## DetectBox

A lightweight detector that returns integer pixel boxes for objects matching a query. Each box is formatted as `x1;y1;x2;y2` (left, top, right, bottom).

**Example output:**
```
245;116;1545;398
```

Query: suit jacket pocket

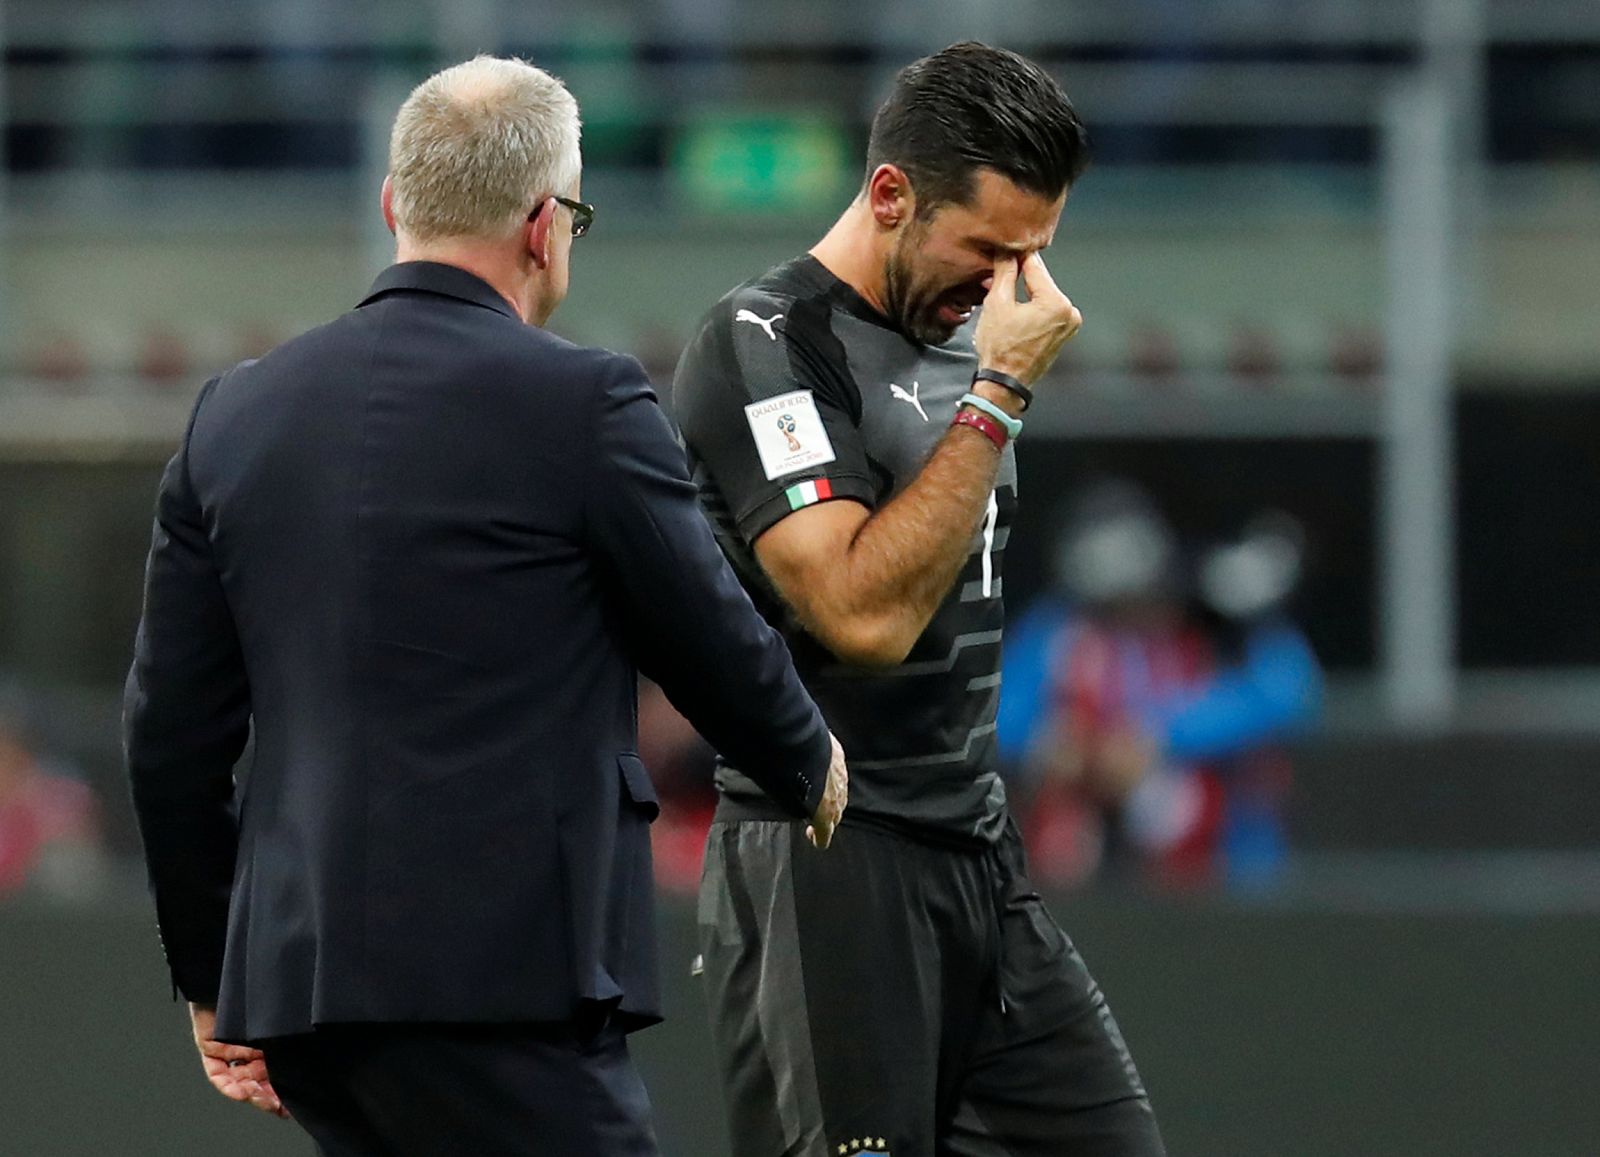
617;753;660;822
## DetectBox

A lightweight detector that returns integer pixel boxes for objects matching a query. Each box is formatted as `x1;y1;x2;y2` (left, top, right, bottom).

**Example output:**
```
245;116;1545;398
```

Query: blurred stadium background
1;0;1597;1153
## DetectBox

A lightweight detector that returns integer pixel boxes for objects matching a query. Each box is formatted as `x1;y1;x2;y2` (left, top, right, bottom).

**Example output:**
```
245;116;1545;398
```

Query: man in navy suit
124;55;847;1157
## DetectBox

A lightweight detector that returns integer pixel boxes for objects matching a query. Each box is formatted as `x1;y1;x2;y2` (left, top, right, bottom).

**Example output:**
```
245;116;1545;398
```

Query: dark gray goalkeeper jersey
672;255;1018;847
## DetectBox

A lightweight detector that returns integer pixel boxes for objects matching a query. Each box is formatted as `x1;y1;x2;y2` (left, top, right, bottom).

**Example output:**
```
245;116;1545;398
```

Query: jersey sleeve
674;288;876;545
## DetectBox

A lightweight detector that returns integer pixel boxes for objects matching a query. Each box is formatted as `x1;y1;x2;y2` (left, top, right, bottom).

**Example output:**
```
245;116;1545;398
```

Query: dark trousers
699;819;1165;1157
261;1022;659;1157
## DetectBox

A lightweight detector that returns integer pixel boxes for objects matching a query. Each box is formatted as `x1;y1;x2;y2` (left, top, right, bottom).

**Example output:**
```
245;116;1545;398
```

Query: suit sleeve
586;355;830;818
675;289;877;546
123;378;252;1003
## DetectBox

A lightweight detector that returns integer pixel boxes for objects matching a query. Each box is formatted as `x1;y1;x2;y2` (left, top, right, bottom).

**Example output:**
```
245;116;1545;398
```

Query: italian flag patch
784;478;834;510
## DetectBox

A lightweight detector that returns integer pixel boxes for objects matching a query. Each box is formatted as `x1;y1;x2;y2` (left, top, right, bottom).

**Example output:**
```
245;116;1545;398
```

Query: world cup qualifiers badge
743;389;837;481
777;413;801;452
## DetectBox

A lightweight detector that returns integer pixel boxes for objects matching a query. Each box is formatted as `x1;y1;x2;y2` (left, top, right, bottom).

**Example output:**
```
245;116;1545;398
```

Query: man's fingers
203;1051;286;1109
206;1056;269;1079
195;1017;288;1118
1017;251;1061;301
809;737;845;851
244;1087;286;1116
209;1073;260;1105
200;1039;263;1062
249;1090;287;1116
986;256;1020;305
208;1074;252;1102
806;821;834;850
209;1071;286;1116
197;1033;263;1061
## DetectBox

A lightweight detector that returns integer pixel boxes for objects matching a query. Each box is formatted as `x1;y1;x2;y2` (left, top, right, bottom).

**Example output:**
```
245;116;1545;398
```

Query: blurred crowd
997;483;1322;891
0;476;1323;904
0;681;107;904
638;482;1323;895
8;2;1596;172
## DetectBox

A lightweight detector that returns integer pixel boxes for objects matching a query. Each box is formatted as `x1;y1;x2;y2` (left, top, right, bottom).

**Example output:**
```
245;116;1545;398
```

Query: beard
883;235;955;346
882;226;983;347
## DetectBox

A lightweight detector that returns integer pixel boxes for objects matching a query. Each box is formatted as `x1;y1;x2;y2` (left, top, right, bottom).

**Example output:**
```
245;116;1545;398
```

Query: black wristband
972;367;1033;412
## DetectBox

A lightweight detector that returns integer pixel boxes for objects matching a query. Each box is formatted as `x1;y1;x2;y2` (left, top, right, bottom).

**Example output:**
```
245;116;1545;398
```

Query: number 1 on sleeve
980;491;998;598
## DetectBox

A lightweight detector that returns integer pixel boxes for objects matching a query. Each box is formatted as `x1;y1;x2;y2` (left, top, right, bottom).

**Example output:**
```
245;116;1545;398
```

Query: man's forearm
831;421;1001;656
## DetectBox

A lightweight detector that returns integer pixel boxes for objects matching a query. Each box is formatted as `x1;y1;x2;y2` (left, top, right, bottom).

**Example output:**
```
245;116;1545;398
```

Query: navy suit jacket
124;262;830;1042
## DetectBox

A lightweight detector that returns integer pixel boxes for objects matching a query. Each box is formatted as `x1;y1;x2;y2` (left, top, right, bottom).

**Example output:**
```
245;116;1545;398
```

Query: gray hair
388;56;582;244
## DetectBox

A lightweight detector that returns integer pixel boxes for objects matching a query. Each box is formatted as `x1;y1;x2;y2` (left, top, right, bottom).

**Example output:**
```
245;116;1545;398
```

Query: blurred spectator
998;485;1321;890
636;679;718;893
24;331;93;386
136;328;193;386
0;682;106;903
1174;511;1323;885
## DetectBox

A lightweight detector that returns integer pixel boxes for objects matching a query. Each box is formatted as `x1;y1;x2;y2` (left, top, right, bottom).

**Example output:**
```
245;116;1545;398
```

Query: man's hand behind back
190;1003;290;1119
806;733;849;848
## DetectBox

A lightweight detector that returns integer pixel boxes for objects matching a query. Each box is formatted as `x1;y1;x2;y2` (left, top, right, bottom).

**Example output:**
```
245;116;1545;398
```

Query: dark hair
865;42;1090;214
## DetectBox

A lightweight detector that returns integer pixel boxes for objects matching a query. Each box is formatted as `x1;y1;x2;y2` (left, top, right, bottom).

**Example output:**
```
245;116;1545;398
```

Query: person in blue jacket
1000;490;1321;888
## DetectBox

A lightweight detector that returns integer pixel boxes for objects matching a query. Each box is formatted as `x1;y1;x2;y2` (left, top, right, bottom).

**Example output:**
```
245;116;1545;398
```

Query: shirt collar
357;261;522;321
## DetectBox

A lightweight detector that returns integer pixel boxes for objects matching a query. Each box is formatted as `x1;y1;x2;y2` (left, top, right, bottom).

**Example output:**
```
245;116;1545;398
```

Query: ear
525;197;556;269
865;163;914;230
380;176;397;236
